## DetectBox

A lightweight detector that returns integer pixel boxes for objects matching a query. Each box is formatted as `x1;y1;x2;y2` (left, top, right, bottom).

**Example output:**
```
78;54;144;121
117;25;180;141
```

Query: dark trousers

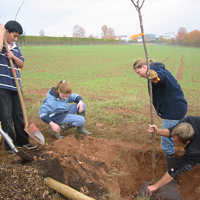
0;88;29;150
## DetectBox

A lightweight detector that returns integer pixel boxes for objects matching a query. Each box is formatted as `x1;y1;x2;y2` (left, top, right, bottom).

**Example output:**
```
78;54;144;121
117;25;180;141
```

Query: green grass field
21;44;200;140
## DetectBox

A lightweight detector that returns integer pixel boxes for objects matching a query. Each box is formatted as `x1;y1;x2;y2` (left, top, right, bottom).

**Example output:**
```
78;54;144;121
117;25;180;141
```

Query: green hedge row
19;36;120;45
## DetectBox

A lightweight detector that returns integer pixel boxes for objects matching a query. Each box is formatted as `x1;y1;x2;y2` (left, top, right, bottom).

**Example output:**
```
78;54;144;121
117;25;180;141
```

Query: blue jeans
59;103;86;127
161;119;180;155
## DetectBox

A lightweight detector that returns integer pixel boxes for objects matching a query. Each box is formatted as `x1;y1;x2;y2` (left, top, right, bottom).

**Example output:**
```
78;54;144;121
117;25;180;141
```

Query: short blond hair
54;80;72;96
133;58;155;70
172;122;194;144
133;59;146;69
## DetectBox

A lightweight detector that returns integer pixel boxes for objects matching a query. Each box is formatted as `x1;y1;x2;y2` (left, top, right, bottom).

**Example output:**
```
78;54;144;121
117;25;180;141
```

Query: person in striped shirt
0;20;36;153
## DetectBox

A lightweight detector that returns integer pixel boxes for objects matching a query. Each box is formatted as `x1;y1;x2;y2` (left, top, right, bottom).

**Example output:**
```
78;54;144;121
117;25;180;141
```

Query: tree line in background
19;24;117;45
171;27;200;47
71;24;115;39
38;24;116;39
19;35;119;46
22;25;200;47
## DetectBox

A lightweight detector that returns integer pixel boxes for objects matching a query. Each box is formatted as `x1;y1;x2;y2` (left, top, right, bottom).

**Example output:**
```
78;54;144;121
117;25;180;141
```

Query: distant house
116;35;130;42
136;33;176;42
157;32;176;40
137;34;157;42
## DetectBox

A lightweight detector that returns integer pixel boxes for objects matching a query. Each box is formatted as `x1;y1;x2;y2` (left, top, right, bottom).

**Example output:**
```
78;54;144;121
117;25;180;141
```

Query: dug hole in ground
0;134;200;200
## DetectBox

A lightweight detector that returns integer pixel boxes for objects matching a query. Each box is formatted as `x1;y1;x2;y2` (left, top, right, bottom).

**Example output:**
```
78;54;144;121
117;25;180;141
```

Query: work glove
147;70;160;83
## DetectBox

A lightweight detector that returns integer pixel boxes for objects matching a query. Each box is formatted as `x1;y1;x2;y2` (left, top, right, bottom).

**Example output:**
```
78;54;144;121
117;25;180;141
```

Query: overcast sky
1;0;199;37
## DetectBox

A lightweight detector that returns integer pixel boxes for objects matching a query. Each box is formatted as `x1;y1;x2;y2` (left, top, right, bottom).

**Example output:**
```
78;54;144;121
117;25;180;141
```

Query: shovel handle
4;40;28;129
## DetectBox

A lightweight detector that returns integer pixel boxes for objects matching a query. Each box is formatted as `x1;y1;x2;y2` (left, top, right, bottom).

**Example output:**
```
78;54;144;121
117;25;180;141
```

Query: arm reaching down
147;172;173;196
148;124;170;137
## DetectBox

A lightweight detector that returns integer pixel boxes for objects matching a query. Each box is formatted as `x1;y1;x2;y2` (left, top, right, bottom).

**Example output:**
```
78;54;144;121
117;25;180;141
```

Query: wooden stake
44;177;96;200
130;0;156;181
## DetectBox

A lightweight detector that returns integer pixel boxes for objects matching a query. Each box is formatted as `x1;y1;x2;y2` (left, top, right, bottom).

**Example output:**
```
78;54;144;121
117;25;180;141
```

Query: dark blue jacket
149;62;187;120
168;116;200;178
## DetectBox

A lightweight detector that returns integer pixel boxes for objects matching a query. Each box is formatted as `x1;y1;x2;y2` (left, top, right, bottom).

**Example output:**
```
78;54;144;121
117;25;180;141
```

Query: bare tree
130;0;156;181
73;25;86;38
101;25;108;38
107;27;115;39
101;25;115;39
15;0;24;20
176;27;187;45
39;29;45;36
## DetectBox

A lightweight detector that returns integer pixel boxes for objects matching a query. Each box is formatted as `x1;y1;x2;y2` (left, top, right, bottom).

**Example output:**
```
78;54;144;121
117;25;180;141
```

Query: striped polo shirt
0;42;24;91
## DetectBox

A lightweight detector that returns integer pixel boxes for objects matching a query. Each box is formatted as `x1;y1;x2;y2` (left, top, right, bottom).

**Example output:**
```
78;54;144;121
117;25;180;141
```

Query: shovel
0;124;33;162
4;40;45;145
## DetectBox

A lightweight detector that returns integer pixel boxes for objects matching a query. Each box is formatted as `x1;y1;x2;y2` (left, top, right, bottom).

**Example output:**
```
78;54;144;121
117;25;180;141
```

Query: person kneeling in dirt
146;116;200;196
133;59;187;171
0;21;37;153
39;80;92;139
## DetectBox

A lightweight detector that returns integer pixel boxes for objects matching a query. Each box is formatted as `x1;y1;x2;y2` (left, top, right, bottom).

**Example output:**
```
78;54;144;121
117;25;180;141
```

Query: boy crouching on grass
39;80;92;139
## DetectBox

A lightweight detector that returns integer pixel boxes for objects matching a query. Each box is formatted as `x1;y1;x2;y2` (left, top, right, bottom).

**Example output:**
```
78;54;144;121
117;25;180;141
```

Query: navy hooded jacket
149;62;187;120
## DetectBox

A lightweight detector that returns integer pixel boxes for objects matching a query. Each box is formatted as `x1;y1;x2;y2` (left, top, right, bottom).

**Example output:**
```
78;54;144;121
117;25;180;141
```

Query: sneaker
23;143;37;150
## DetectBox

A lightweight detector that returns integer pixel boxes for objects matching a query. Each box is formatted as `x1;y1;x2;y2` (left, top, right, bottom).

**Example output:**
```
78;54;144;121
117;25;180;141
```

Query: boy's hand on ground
49;121;61;133
77;100;84;113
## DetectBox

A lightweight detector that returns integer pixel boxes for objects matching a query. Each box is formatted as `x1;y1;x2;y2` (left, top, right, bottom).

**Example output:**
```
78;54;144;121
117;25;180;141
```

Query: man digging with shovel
147;116;200;197
0;21;37;154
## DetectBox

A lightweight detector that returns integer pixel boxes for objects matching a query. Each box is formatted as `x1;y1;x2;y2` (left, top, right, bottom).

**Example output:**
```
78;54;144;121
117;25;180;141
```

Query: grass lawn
21;44;200;141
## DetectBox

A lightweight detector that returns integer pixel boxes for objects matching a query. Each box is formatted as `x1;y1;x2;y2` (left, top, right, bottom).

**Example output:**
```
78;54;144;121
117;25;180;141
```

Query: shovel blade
33;130;45;145
26;123;45;145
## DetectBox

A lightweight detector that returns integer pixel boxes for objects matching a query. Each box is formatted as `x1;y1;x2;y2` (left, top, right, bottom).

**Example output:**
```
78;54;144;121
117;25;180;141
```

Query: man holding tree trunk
133;59;188;171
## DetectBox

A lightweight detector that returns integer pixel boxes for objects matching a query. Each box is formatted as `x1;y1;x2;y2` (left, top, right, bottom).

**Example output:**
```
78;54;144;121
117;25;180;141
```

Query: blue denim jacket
39;88;82;124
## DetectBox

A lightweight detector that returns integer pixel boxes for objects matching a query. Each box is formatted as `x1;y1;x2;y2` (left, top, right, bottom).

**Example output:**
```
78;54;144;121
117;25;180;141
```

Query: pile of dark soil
0;154;65;200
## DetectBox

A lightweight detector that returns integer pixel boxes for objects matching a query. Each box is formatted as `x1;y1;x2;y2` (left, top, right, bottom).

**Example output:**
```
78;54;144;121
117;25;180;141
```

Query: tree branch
130;0;138;9
130;0;156;182
15;0;24;21
140;0;146;9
